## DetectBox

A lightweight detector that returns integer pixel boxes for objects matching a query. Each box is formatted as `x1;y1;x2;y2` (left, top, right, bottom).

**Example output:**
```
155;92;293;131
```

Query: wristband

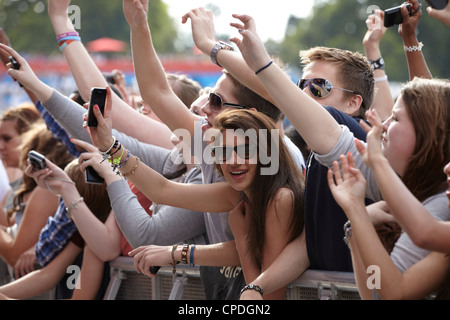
240;284;263;297
255;60;274;75
343;220;352;248
368;57;385;71
57;32;79;41
181;244;189;264
404;42;424;53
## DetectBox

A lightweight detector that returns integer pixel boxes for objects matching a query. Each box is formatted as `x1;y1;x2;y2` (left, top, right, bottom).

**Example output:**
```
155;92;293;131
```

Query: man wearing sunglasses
182;8;376;285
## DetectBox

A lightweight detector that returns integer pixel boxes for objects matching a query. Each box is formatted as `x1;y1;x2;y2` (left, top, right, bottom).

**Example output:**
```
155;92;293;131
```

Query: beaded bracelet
343;220;352;248
240;284;263;297
100;137;118;156
122;156;140;178
171;244;179;275
181;244;189;264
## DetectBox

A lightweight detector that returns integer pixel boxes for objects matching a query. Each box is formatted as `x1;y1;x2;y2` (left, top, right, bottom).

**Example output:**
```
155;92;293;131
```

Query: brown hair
0;103;42;135
167;73;202;108
222;70;283;123
300;46;375;117
8;123;74;223
400;78;450;202
64;159;111;223
213;109;305;266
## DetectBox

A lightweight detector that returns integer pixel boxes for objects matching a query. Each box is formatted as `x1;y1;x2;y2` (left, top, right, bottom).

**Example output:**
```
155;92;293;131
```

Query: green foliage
277;0;450;81
0;0;177;54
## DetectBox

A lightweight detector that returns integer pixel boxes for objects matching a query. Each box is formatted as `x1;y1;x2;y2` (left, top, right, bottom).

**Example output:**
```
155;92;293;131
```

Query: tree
276;0;449;81
0;0;178;54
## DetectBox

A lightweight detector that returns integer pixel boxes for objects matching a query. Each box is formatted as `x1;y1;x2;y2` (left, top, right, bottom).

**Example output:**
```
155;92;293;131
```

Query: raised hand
83;86;115;152
356;109;386;170
363;10;387;52
327;153;367;215
123;0;149;29
228;14;271;73
181;8;216;54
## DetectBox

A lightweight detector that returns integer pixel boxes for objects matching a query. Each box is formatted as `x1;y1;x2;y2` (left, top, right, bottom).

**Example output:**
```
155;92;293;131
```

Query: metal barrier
286;269;360;300
104;256;361;300
103;256;205;300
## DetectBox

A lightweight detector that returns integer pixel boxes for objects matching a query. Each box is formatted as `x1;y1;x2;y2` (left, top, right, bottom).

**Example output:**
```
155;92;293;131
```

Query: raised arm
47;0;173;149
398;0;432;80
229;14;342;155
363;10;394;121
426;0;450;27
355;110;450;253
123;0;200;135
328;153;449;299
181;8;274;104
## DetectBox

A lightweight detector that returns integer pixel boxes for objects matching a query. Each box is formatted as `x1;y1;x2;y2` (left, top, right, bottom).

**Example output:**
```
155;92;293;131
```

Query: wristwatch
368;56;385;71
210;41;234;67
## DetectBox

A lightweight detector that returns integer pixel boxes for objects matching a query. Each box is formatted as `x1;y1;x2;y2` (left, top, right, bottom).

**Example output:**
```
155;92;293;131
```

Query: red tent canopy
87;37;127;53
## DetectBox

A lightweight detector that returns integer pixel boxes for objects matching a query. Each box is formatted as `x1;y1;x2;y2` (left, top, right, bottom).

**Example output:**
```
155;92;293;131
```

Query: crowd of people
0;0;449;301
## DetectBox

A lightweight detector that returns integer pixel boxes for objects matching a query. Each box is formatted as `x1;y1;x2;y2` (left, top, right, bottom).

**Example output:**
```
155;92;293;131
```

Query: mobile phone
150;266;161;275
85;166;105;185
8;56;23;87
8;56;19;70
384;2;412;27
28;150;47;171
86;87;107;127
425;0;448;9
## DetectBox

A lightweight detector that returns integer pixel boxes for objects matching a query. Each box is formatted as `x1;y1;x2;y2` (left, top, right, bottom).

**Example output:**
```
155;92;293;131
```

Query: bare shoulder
267;187;295;220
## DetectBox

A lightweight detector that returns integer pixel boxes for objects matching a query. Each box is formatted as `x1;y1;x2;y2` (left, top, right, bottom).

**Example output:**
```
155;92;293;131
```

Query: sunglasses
297;78;359;99
208;92;249;112
211;144;257;163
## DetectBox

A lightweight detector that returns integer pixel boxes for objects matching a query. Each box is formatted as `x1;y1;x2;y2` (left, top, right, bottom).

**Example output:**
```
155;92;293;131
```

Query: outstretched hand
0;44;41;92
356;109;386;170
181;8;216;54
427;0;450;27
327;153;367;215
228;14;271;73
83;86;115;152
123;0;149;29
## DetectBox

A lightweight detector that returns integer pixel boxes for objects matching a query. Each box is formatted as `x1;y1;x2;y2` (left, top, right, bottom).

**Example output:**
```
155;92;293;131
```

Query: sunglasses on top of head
211;144;257;163
208;92;249;112
297;78;359;99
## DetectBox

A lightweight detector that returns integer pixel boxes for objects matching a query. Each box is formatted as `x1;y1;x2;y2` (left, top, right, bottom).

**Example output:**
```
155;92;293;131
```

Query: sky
162;1;315;42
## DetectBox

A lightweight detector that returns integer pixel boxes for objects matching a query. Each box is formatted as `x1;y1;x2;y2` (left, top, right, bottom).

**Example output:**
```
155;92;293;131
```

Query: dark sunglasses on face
211;144;257;163
208;92;249;112
297;78;359;99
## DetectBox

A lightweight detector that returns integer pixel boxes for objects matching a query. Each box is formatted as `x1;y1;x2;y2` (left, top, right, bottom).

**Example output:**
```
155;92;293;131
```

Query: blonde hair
300;46;375;117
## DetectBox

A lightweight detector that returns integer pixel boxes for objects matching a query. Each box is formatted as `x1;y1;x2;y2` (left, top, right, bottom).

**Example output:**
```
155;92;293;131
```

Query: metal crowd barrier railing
103;256;361;300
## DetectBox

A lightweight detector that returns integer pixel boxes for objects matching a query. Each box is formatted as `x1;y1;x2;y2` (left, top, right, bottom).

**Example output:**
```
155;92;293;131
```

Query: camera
384;2;412;27
87;87;107;127
28;150;47;171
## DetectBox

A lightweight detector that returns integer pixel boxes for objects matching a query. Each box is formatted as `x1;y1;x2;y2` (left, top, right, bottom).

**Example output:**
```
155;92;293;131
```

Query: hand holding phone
8;56;23;87
425;0;448;9
87;87;107;127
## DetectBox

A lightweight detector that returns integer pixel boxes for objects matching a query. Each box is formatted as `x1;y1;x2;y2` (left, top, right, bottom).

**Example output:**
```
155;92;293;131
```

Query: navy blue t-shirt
304;106;371;272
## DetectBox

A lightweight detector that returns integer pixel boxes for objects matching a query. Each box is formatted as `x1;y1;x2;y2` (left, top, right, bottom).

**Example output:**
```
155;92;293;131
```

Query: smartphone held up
86;87;107;127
